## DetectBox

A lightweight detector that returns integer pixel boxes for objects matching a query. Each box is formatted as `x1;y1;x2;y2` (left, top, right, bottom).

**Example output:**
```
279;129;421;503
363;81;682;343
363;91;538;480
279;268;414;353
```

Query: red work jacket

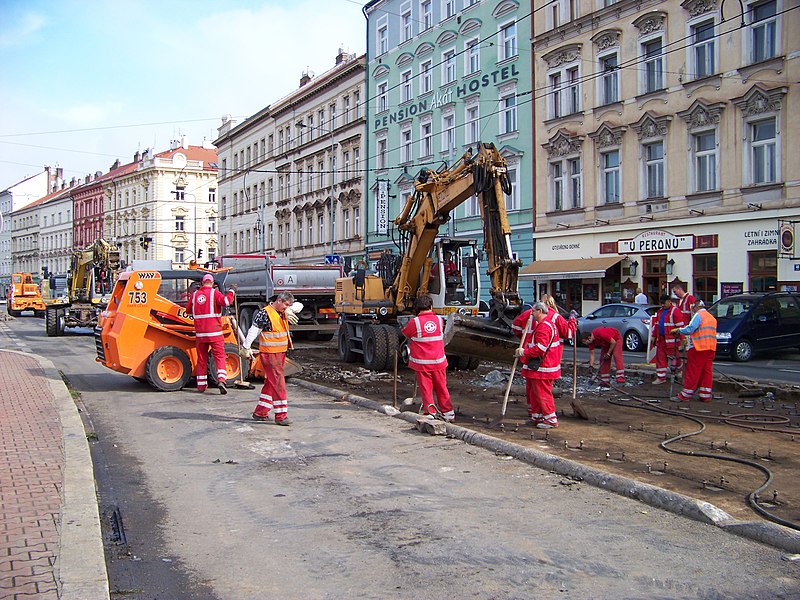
587;327;621;353
521;319;561;380
652;305;685;347
186;285;235;341
401;311;448;372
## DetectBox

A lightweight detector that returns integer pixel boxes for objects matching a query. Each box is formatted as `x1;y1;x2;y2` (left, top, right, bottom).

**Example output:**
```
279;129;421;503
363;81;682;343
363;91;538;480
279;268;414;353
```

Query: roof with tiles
153;145;218;170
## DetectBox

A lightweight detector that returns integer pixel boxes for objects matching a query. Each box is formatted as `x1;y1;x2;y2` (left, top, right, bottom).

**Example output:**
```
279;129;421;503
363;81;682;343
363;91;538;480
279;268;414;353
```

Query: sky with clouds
0;0;367;190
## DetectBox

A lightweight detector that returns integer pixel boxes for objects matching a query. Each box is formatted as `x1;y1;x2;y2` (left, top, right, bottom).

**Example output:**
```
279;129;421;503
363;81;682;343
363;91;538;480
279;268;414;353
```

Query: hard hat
202;274;214;283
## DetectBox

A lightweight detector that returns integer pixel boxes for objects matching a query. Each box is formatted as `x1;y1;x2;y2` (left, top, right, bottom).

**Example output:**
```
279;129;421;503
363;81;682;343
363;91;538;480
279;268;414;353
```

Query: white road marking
778;368;800;374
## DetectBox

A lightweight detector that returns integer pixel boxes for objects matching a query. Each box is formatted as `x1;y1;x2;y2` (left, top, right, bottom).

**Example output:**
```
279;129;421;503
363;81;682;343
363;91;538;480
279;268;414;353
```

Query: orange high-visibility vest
690;309;717;352
258;305;290;353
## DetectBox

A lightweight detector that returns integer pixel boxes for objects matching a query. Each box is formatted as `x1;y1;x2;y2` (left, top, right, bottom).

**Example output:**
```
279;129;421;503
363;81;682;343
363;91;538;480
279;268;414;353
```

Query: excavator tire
381;325;401;369
145;346;192;392
363;324;389;371
45;307;60;337
207;343;243;387
337;323;357;363
238;307;253;334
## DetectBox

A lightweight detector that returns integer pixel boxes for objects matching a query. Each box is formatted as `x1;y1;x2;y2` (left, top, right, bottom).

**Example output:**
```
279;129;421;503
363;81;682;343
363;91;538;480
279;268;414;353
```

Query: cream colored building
527;0;799;314
214;51;366;267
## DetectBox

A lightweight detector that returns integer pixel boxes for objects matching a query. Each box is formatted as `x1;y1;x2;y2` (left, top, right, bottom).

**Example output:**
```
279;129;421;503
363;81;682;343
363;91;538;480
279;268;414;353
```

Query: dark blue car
709;292;800;361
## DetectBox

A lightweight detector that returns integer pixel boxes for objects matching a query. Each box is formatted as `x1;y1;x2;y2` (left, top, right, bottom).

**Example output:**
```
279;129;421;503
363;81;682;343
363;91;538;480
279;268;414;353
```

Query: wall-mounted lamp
639;215;654;222
629;260;639;277
747;203;763;211
595;218;610;226
689;208;704;216
666;258;675;276
556;222;570;229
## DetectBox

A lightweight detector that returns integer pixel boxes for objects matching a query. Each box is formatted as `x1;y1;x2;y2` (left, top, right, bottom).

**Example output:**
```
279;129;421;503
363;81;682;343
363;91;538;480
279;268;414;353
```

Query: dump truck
9;273;46;317
94;266;243;391
336;142;524;371
218;254;341;339
46;238;121;336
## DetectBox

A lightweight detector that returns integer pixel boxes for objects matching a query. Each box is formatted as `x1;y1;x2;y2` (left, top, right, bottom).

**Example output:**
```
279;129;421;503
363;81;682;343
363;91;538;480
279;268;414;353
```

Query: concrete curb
20;351;110;600
292;378;800;554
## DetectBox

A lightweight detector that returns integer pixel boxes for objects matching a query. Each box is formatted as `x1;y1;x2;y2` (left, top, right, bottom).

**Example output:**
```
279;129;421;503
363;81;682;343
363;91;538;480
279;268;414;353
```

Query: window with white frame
343;151;350;180
465;194;480;217
499;21;517;61
354;207;360;236
175;247;184;263
208;188;216;203
278;224;284;249
643;140;665;198
442;49;456;83
747;0;777;63
466;38;480;74
690;19;715;78
601;149;621;204
354;148;360;174
599;52;619;105
377;82;388;112
693;130;718;192
318;215;324;244
442;0;455;20
308;217;313;245
401;69;413;102
442;113;456;154
355;90;361;118
749;117;777;184
401;128;413;163
504;166;519;211
401;3;413;41
343;209;351;238
298;168;304;194
420;121;433;157
344;96;351;124
465;104;479;144
209;216;216;233
421;0;433;29
297;219;303;246
500;90;517;134
642;38;664;93
175;215;185;231
549;63;580;118
550;157;582;211
420;60;433;94
377;18;388;55
377;137;388;170
278;176;284;201
318;161;324;187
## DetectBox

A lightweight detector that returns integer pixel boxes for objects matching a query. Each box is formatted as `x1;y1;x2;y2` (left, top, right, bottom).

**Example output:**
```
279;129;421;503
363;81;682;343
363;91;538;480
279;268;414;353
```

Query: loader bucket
443;314;518;365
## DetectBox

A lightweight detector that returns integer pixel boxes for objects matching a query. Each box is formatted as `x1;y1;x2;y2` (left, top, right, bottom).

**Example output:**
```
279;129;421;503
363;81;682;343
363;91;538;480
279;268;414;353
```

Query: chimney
85;174;92;184
95;171;103;178
134;150;141;162
335;48;349;65
181;135;188;149
300;71;311;87
70;177;77;187
111;159;120;170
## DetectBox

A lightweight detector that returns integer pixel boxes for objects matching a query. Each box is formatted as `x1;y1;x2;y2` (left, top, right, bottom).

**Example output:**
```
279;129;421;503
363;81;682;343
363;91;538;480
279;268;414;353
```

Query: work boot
218;381;227;395
536;421;557;429
275;418;292;426
652;379;666;385
615;376;626;384
252;413;269;422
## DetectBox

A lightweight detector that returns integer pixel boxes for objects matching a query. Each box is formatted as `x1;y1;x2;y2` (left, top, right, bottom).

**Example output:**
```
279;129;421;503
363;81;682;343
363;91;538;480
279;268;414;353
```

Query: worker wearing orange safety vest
401;294;455;422
186;274;236;394
671;300;717;402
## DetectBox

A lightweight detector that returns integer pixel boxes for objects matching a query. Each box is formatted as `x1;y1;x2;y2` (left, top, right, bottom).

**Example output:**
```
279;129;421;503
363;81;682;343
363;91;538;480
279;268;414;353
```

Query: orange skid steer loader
95;268;243;391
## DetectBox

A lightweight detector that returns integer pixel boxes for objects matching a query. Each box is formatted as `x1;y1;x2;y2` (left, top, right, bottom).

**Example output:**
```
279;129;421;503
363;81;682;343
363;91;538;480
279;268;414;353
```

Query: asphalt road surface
3;317;799;599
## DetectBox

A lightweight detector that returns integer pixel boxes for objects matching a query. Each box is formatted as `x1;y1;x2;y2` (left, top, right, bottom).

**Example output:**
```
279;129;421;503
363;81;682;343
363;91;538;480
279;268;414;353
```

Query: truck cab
9;273;46;317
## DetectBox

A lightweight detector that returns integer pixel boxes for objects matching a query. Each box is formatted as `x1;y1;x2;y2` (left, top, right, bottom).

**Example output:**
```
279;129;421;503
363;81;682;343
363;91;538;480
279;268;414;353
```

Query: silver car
576;303;659;352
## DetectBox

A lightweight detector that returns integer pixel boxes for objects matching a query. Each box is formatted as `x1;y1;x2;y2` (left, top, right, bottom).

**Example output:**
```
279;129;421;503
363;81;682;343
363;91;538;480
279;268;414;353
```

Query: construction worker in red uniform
651;294;685;384
583;326;625;386
672;299;717;402
401;294;455;422
514;302;561;428
186;274;236;394
671;283;696;324
242;292;300;425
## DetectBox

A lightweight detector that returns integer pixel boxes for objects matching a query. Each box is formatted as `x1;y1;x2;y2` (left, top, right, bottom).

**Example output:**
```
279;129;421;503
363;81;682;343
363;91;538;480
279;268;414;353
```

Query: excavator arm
68;239;121;303
390;142;522;324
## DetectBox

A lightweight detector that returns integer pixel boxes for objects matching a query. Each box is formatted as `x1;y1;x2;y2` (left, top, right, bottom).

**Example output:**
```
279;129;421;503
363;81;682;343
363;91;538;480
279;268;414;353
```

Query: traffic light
143;236;152;251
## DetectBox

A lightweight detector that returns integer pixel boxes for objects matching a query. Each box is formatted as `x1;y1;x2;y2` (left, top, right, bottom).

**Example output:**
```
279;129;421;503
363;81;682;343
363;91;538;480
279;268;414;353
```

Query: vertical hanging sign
376;180;389;235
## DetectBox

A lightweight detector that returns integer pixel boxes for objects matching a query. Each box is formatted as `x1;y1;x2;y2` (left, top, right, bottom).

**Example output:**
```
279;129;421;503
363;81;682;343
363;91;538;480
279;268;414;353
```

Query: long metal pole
330;130;335;255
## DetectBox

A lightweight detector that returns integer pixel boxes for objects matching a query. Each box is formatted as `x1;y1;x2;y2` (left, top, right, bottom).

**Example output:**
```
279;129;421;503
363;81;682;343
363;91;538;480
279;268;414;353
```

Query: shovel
570;332;589;420
490;312;534;428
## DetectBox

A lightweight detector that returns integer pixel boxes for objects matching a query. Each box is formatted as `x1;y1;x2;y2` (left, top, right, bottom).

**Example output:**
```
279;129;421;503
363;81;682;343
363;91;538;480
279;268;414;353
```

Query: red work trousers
254;353;288;421
195;338;226;391
415;368;453;418
654;339;680;382
678;348;715;402
598;343;625;384
525;378;557;426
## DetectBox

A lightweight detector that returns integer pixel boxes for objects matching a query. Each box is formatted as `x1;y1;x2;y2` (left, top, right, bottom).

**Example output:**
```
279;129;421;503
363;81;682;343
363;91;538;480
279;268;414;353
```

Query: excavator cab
427;238;479;311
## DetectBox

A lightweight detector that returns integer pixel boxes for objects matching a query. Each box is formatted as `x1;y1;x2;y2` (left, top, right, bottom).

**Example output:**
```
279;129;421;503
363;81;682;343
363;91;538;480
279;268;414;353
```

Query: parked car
576;303;659;352
708;292;800;362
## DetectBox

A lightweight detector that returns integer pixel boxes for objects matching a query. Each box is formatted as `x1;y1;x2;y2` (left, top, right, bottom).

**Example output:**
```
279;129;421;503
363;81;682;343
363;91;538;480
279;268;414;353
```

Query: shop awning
519;256;625;281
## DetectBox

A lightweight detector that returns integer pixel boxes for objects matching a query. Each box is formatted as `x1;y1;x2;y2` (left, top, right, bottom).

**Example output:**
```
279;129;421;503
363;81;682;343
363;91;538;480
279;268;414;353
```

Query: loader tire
145;346;192;392
207;343;243;387
45;308;60;337
381;325;401;369
337;323;357;363
238;307;253;334
363;324;389;371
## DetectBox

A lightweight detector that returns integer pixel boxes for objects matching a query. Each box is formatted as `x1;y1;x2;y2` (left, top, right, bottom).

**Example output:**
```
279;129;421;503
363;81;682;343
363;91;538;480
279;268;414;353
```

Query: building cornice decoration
677;100;726;128
395;52;415;67
459;18;482;36
543;130;583;158
415;42;434;57
435;30;458;46
492;0;519;19
680;0;718;18
589;123;627;148
542;43;582;69
632;112;672;140
591;29;621;50
372;64;390;79
731;84;788;117
633;11;666;37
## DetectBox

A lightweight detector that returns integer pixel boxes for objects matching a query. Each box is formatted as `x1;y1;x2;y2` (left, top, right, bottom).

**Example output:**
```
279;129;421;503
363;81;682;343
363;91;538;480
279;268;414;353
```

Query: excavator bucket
443;314;518;365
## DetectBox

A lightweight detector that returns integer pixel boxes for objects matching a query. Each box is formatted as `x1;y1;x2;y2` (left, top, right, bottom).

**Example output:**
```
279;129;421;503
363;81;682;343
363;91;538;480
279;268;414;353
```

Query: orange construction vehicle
9;273;46;317
95;266;243;391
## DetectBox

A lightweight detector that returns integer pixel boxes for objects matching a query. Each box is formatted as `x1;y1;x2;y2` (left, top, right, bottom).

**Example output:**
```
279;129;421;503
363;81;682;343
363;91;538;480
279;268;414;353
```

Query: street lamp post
296;122;335;256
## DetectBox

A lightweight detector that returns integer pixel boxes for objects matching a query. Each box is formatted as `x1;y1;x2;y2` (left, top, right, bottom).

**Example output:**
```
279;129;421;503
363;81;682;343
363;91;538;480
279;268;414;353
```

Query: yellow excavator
335;142;524;371
46;238;120;336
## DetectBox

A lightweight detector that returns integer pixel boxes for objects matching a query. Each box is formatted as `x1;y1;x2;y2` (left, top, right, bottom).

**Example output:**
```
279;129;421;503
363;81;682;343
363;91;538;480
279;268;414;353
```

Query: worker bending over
583;327;625;386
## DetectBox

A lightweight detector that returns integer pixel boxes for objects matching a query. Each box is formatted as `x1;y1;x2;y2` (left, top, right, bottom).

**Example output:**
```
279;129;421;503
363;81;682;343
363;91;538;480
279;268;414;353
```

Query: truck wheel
207;343;243;386
238;308;253;334
9;309;19;317
381;325;401;369
145;346;192;392
55;309;65;335
466;357;480;370
45;308;59;337
337;323;356;362
363;324;388;371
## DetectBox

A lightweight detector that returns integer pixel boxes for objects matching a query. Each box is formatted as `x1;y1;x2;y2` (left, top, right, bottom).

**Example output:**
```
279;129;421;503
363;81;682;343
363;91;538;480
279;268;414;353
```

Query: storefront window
602;262;622;303
748;250;777;292
643;255;667;303
693;253;718;304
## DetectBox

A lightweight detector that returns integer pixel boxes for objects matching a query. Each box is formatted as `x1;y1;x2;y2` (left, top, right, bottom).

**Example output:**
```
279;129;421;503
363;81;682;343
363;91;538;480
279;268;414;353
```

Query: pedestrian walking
186;274;236;394
671;300;717;402
671;283;696;323
634;288;648;305
401;294;455;422
651;294;685;384
514;302;561;428
583;327;625;386
242;292;300;425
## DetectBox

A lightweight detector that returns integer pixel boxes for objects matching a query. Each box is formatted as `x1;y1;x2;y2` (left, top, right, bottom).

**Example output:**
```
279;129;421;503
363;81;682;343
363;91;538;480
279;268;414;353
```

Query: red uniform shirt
401;311;448;372
677;293;696;322
186;286;235;341
521;319;562;380
653;305;684;346
587;326;622;353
